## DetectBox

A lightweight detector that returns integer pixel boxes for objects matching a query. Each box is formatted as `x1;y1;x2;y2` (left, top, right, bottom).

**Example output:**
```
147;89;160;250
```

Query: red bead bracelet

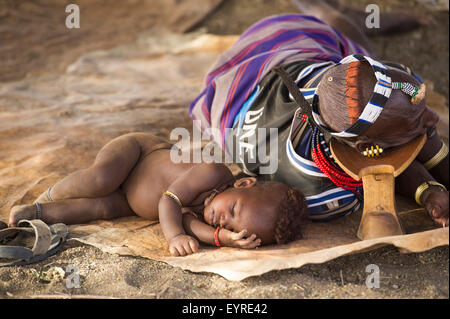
214;226;221;247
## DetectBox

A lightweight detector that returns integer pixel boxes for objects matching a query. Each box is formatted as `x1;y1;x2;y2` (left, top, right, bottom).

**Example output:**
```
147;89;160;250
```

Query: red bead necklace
310;127;363;193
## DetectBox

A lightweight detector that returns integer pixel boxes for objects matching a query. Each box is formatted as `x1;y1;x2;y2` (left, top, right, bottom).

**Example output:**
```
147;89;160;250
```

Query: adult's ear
234;177;257;188
354;135;375;153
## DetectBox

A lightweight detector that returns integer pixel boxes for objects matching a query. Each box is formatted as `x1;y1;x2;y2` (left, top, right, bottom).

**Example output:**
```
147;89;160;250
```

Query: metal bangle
47;187;54;202
424;142;449;170
415;181;447;206
163;190;182;207
34;202;42;220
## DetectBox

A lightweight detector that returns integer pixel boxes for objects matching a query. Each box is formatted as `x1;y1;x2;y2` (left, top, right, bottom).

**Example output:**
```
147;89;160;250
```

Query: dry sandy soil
0;0;448;301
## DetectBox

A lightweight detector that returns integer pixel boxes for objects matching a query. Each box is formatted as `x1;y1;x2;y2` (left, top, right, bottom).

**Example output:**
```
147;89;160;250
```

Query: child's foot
9;204;38;227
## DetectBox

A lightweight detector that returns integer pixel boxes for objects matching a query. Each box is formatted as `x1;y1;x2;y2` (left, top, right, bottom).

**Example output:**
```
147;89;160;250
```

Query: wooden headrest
330;134;427;180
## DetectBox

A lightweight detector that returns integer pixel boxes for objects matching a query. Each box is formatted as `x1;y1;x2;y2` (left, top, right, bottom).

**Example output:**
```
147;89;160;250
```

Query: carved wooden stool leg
330;135;426;240
357;165;404;240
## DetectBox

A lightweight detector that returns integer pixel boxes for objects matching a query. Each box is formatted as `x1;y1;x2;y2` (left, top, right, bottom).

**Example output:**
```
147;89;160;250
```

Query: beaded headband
312;54;426;138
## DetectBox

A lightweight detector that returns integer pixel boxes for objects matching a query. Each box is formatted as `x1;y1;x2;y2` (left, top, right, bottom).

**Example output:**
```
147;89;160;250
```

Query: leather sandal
0;219;69;267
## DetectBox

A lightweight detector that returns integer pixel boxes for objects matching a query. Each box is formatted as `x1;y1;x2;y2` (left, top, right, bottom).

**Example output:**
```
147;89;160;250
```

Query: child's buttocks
121;147;193;220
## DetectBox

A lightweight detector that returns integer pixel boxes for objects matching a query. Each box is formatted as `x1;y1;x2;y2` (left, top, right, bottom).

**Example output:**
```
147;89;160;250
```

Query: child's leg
10;189;134;226
41;133;144;202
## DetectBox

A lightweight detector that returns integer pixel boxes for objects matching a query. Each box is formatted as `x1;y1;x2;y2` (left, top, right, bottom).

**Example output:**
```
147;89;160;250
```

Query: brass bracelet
424;142;449;170
163;190;182;207
415;181;447;206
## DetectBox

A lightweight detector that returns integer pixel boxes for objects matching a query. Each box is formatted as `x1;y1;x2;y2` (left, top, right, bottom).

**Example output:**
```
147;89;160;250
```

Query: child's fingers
241;239;261;249
176;245;187;256
230;229;247;241
181;238;198;255
182;242;193;255
189;239;199;253
242;233;257;243
169;235;199;256
246;237;262;249
169;246;180;257
236;234;261;249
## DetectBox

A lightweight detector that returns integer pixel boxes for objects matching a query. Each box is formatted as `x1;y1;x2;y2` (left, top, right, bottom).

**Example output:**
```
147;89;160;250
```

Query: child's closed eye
231;202;236;217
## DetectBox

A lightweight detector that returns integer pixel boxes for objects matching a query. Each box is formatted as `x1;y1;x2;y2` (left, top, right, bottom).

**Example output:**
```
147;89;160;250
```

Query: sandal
0;219;69;267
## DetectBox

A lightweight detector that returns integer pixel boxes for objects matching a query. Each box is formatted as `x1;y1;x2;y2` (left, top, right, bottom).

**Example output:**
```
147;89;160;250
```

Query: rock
40;267;65;283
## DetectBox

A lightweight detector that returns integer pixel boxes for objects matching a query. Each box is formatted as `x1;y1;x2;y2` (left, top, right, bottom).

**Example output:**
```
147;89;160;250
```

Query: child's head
316;60;439;152
203;177;309;245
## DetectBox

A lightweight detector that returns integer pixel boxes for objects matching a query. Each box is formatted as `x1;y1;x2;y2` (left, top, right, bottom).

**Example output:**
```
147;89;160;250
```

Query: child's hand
169;234;199;256
221;229;262;249
422;187;449;227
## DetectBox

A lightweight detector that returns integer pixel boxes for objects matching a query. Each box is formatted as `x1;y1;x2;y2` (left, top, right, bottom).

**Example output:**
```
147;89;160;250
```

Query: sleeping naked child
8;133;308;256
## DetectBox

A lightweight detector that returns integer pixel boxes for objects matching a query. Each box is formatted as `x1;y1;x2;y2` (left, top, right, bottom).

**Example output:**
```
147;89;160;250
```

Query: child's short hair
259;182;309;244
274;186;309;244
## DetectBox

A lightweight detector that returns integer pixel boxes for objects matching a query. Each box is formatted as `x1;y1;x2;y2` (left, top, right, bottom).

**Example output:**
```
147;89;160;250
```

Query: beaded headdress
311;54;426;139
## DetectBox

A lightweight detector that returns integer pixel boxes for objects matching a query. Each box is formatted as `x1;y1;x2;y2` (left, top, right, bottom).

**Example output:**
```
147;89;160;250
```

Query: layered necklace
310;125;363;195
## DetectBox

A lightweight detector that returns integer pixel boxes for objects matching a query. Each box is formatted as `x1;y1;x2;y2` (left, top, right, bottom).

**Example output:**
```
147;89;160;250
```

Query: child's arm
158;195;199;256
182;214;261;249
158;163;234;256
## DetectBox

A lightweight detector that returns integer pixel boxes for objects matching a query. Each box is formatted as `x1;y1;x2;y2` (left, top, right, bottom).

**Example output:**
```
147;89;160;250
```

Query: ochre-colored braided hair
345;61;366;125
317;61;376;133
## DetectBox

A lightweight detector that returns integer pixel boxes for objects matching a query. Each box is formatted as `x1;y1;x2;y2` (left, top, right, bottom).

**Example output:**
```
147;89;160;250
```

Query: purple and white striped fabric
189;14;371;148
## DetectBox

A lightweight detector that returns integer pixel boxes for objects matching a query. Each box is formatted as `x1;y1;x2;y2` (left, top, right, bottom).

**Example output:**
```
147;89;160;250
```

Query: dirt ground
0;0;448;300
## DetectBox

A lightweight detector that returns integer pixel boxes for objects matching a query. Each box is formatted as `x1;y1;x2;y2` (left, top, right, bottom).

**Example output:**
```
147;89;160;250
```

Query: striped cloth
189;14;370;148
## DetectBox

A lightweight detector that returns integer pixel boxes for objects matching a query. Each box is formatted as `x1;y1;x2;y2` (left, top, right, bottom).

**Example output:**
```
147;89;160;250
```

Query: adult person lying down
188;1;448;227
9;133;308;256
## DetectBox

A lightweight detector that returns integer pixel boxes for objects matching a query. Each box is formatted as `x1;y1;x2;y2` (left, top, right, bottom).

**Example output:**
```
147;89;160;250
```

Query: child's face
203;179;284;244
